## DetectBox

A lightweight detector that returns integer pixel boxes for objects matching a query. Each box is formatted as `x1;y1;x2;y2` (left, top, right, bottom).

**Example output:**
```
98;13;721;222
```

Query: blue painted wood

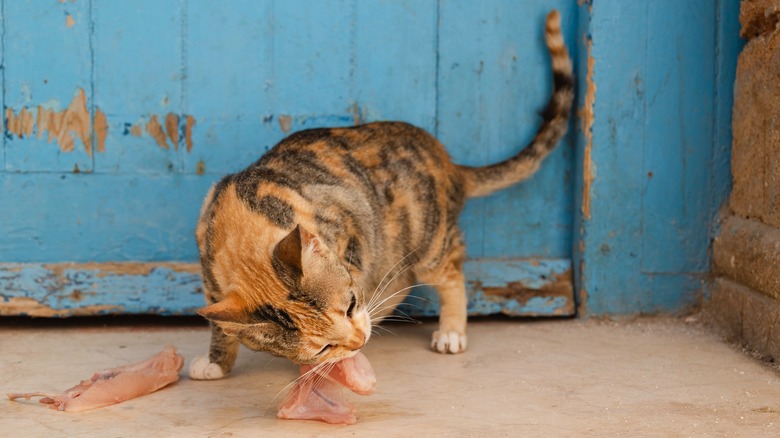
183;0;276;175
4;0;92;172
0;263;203;316
353;0;437;131
437;0;577;259
641;2;716;274
404;259;574;317
711;0;742;233
0;0;743;317
573;0;742;315
0;259;573;317
273;0;352;116
92;0;184;174
0;173;214;263
0;1;580;317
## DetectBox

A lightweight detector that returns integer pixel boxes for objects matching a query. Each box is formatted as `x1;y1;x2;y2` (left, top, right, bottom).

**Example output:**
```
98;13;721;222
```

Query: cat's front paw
431;330;467;354
189;356;226;380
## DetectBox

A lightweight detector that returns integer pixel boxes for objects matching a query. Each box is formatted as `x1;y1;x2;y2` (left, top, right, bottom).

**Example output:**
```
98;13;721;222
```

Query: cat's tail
459;10;574;199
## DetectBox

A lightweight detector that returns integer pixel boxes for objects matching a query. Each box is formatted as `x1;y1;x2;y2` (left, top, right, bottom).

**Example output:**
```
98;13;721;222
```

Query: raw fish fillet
277;351;376;425
7;345;184;412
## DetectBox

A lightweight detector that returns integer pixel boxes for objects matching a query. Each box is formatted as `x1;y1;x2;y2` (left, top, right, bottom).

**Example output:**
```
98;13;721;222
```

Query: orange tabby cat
190;10;572;379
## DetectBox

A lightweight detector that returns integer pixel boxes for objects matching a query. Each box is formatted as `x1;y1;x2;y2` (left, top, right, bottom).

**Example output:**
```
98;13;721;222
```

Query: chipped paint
577;259;589;316
400;259;576;318
165;112;179;149
278;114;293;133
146;114;168;148
196;159;206;175
579;38;596;220
129;113;196;151
65;14;75;28
185;115;196;152
1;262;204;317
480;269;573;308
129;124;143;136
94;108;108;153
0;260;573;317
6;88;94;154
7;107;35;137
349;102;363;125
0;297;122;317
42;261;201;278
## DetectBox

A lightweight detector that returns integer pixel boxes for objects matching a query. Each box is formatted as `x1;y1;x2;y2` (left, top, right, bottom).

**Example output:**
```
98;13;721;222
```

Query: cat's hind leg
417;234;468;354
189;324;239;380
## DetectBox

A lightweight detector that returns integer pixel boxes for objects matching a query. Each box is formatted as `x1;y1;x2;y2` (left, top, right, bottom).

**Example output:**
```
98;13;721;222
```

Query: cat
189;10;573;379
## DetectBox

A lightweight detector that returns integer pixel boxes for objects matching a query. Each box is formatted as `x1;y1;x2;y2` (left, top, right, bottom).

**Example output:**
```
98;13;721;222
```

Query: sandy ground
1;315;779;437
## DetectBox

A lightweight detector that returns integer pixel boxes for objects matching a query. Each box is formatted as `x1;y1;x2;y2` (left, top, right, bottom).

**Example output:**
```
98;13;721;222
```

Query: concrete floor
2;316;779;437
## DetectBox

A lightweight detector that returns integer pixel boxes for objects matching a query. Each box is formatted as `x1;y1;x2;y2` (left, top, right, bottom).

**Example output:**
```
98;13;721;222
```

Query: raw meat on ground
277;351;376;425
8;345;184;412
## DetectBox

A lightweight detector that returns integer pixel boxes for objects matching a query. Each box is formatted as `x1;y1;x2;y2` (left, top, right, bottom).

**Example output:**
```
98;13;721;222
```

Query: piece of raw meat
277;351;376;425
7;345;184;412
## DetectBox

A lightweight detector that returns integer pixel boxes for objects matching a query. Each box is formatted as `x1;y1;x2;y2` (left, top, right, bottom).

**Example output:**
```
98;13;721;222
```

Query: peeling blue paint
0;0;740;318
573;0;741;315
0;263;204;316
1;259;573;318
402;259;574;318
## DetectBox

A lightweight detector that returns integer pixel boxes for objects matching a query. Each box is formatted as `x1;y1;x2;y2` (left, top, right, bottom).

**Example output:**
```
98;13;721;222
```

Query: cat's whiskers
368;283;440;317
372;258;419;303
365;245;422;310
372;245;421;295
371;324;399;336
365;262;416;315
264;357;339;414
373;311;421;324
370;300;423;319
372;304;422;325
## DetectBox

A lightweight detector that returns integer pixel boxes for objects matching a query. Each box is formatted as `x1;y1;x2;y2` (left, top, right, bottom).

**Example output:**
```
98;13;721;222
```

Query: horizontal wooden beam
0;258;574;318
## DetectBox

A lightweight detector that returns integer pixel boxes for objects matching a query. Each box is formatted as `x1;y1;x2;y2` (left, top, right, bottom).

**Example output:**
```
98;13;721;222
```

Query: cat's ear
273;224;323;278
197;294;253;335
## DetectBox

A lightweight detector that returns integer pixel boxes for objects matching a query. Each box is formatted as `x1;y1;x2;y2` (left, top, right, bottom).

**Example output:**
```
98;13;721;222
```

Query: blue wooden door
0;0;578;317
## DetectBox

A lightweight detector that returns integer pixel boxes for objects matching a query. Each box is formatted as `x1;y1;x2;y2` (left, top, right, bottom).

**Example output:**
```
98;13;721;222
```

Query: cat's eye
318;344;334;356
346;292;356;318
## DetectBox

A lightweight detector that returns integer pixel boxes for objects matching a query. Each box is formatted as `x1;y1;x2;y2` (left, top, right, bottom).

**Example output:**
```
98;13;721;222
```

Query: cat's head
198;224;372;365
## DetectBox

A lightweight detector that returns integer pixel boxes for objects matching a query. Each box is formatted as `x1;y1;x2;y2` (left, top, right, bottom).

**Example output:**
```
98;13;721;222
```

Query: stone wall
710;0;780;361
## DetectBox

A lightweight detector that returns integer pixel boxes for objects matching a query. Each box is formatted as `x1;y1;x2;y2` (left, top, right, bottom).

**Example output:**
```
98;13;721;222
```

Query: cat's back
260;121;451;171
240;121;460;205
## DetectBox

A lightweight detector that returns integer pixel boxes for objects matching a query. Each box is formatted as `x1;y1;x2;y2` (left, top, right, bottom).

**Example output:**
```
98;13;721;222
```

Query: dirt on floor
1;314;779;437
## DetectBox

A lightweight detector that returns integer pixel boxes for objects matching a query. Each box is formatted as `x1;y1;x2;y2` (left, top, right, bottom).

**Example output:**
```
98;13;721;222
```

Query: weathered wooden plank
92;0;184;173
0;258;573;317
4;0;93;172
183;0;278;175
0;173;214;263
437;0;576;259
575;0;648;314
405;258;574;317
272;0;353;116
641;1;716;273
352;0;437;130
574;0;741;315
0;262;202;316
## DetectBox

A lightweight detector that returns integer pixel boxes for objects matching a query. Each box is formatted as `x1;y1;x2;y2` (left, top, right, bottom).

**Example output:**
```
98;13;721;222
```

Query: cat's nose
348;331;367;351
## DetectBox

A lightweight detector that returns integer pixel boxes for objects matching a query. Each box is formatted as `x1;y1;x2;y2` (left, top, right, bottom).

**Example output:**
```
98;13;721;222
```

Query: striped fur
459;10;574;198
191;11;573;372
